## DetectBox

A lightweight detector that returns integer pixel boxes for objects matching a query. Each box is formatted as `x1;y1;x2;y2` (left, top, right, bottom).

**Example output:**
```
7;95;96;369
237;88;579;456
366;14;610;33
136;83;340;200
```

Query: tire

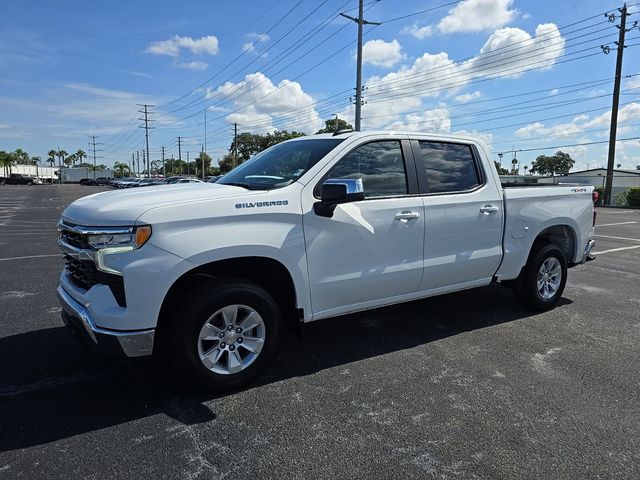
27;181;33;186
166;279;282;393
513;243;568;311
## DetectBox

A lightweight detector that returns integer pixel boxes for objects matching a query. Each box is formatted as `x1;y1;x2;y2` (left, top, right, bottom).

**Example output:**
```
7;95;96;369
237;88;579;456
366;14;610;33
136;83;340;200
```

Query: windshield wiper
219;181;274;190
220;181;252;189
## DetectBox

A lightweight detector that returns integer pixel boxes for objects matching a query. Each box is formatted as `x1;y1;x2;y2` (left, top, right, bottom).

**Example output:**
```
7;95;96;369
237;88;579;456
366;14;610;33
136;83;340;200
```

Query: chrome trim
585;239;595;255
57;221;134;236
58;238;95;261
57;285;154;357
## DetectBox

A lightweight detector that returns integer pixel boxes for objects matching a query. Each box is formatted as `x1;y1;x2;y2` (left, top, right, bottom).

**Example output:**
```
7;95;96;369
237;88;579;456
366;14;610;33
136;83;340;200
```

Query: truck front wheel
514;244;567;311
167;280;282;392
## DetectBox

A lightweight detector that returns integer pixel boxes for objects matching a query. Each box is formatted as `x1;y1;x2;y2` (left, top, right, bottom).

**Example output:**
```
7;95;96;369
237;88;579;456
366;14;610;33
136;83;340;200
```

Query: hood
62;183;263;226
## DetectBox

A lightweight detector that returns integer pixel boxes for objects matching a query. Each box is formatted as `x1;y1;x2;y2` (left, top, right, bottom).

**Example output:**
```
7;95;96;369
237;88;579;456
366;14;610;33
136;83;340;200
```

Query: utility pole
604;4;632;205
177;136;182;166
233;122;238;167
201;145;205;179
340;1;380;131
171;156;175;175
142;150;146;177
204;109;207;158
89;135;103;180
136;151;140;177
161;146;166;179
131;153;134;178
138;104;154;178
187;151;190;176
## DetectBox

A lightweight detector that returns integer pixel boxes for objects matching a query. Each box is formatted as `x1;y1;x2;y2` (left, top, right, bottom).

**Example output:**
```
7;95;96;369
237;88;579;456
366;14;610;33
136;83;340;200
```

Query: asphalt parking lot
0;185;639;479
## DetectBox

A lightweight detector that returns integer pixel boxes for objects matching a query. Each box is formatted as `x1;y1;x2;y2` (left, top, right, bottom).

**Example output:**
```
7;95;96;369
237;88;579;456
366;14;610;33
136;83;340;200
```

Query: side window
418;141;481;194
326;141;407;198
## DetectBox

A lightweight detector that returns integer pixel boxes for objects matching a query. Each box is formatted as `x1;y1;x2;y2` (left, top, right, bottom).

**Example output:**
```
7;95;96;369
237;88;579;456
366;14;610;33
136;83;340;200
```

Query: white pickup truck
57;131;596;391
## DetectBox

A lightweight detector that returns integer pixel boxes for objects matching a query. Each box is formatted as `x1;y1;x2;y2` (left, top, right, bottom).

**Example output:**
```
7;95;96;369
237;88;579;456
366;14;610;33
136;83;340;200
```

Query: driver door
301;139;425;319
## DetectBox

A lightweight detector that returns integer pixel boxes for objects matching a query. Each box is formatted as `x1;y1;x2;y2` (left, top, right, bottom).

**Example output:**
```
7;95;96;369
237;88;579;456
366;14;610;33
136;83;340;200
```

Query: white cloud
242;33;270;53
362;39;406;68
468;24;564;78
437;0;517;33
177;61;208;70
359;23;565;138
583;103;640;128
388;107;452;132
514;103;640;141
402;23;433;40
455;91;482;103
206;72;322;133
550;88;559;96
624;76;640;90
145;35;219;57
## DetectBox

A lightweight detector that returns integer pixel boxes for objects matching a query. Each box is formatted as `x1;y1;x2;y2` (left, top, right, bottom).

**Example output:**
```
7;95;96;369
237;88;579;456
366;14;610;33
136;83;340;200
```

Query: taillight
592;190;598;226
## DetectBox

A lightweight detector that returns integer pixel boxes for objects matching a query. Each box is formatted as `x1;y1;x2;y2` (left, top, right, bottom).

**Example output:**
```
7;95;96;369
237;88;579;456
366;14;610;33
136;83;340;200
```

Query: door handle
480;205;499;214
395;211;421;221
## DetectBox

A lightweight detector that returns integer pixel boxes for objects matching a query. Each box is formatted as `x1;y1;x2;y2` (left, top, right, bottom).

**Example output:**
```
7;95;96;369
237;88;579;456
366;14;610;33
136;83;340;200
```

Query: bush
615;190;628;207
627;187;640;207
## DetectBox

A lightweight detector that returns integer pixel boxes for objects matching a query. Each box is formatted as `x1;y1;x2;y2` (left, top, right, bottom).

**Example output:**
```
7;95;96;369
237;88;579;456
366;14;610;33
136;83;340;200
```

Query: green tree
74;149;87;166
194;151;213;176
14;148;30;165
218;153;236;174
627;187;640;207
0;150;16;176
47;150;57;167
316;117;353;134
56;149;68;168
113;162;130;178
494;161;510;175
529;151;575;176
64;153;75;167
229;130;306;165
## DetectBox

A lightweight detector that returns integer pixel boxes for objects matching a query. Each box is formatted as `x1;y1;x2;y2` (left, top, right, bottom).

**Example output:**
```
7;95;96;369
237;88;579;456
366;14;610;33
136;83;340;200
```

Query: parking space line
594;234;640;242
596;221;637;227
592;245;640;255
0;254;60;262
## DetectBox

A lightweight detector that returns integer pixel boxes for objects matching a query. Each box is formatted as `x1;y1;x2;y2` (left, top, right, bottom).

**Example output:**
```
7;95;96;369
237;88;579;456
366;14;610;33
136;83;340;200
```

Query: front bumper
581;239;596;264
57;285;154;357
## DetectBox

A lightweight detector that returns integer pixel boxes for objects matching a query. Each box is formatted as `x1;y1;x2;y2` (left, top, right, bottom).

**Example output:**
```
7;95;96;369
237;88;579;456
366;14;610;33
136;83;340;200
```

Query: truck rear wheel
167;280;282;392
514;243;567;311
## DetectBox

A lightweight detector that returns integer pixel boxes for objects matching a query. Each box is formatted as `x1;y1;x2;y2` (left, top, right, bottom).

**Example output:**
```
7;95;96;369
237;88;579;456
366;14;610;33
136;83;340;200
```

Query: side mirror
314;178;365;217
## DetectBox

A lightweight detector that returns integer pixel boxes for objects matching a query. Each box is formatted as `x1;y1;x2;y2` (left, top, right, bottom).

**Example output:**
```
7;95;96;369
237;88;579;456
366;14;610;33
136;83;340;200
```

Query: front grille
64;255;127;307
65;255;97;290
60;229;90;249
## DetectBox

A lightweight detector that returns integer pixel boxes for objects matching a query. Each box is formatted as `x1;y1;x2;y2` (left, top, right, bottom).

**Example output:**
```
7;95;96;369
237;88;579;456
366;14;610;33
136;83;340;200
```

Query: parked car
95;177;112;186
56;131;597;392
79;178;98;186
3;174;41;185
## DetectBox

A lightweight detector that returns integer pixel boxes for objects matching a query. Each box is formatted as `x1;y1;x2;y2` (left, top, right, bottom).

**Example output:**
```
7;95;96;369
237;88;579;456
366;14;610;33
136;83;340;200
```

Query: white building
538;168;640;197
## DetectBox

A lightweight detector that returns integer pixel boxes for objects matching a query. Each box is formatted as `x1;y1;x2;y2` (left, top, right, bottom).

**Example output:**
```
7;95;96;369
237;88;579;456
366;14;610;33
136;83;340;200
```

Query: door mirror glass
315;178;365;217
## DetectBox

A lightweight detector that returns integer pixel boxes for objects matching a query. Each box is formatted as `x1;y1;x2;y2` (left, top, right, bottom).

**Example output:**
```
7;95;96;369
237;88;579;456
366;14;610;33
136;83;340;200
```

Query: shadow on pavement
0;284;571;451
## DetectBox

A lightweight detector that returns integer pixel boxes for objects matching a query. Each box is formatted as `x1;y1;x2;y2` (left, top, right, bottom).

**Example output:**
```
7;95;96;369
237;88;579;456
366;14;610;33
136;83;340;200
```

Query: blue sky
1;0;639;171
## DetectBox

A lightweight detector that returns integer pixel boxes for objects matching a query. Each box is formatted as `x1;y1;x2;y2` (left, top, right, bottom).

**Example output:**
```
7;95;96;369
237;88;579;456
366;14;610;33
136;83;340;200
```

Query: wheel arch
156;256;303;346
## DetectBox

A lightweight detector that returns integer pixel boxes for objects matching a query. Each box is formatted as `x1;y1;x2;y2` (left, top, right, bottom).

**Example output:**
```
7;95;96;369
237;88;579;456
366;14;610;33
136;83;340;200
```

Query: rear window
417;141;482;194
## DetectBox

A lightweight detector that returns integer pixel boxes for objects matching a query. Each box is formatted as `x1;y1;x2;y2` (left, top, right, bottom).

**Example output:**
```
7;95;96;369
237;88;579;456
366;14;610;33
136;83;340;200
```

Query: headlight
88;225;152;250
92;226;151;275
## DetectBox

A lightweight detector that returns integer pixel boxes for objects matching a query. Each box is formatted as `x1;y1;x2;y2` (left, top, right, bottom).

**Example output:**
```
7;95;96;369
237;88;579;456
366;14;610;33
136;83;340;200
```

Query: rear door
411;140;504;291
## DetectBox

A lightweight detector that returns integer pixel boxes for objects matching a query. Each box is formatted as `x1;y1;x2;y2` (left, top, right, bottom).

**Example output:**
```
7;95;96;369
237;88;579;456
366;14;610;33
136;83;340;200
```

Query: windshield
218;138;344;190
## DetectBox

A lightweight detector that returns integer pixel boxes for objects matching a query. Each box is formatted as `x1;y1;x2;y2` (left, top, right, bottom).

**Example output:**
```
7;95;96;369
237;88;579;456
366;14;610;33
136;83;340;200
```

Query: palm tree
0;150;16;176
64;154;75;167
113;161;130;178
523;165;528;175
48;149;57;167
14;148;29;165
56;149;67;168
74;149;87;166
